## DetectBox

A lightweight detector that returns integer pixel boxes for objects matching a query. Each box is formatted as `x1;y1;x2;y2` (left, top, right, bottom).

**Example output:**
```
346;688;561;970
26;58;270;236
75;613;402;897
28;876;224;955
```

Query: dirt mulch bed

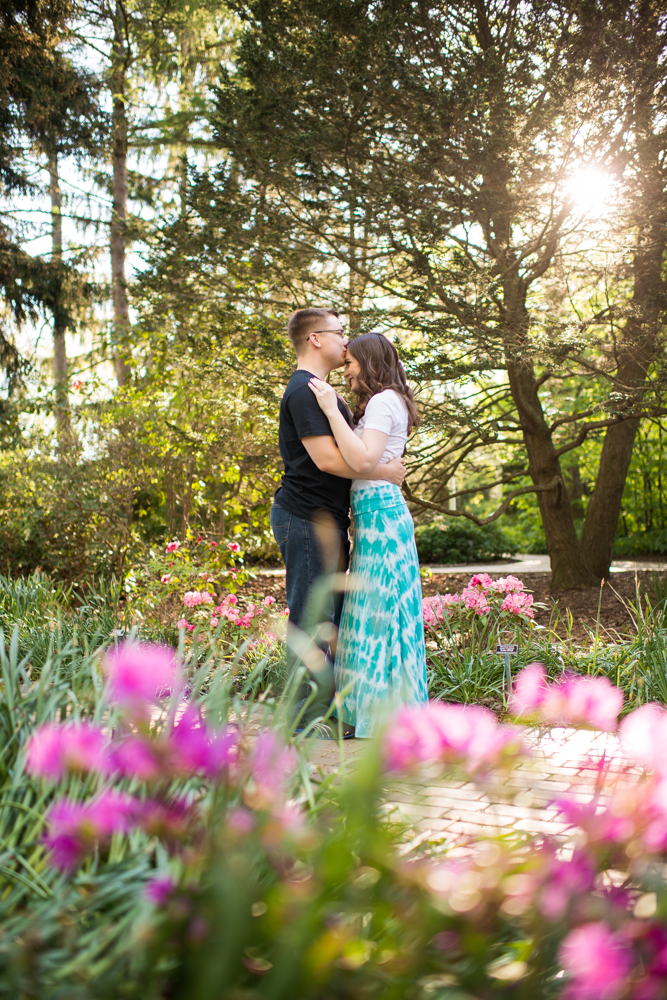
239;566;664;646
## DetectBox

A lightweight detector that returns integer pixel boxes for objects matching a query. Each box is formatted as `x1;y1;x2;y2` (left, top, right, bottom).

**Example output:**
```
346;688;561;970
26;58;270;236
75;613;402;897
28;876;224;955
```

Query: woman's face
343;351;362;393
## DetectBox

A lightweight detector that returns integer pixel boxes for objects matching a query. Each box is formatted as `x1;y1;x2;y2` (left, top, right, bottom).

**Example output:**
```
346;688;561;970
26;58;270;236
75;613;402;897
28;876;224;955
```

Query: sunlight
566;166;616;218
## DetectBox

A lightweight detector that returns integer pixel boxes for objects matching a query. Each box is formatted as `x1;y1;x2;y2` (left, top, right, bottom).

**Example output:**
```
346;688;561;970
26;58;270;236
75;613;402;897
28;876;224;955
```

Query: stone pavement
308;727;634;850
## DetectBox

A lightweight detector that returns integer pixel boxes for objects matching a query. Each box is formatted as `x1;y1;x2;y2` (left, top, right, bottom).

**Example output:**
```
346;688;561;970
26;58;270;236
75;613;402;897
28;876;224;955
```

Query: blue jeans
270;503;349;707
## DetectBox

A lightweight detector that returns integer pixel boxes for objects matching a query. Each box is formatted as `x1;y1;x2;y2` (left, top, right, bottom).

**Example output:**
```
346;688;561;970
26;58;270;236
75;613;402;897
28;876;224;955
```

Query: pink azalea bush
423;574;535;626
176;588;281;643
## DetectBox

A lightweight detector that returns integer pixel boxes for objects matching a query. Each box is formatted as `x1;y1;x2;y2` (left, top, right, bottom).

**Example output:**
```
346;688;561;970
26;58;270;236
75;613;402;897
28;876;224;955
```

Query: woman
308;332;428;737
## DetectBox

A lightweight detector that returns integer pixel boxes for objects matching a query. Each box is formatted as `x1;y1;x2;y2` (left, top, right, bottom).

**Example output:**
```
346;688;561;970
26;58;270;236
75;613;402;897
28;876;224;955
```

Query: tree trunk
507;358;599;589
49;150;72;447
580;7;666;579
110;5;131;387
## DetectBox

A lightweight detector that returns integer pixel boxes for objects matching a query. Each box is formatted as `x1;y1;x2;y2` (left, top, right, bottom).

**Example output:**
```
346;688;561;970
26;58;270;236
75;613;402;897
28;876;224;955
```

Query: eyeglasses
310;328;346;338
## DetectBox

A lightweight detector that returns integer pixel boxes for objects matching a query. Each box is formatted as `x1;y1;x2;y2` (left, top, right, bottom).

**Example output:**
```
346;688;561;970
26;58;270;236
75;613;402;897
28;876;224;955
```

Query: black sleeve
287;384;335;439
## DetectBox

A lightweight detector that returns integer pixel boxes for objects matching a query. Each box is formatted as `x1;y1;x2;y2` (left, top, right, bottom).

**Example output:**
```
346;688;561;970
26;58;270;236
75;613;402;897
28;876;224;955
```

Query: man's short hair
287;307;339;355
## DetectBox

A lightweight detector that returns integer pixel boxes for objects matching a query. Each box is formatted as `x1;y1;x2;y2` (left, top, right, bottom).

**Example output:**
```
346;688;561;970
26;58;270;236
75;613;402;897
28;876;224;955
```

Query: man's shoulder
282;372;318;409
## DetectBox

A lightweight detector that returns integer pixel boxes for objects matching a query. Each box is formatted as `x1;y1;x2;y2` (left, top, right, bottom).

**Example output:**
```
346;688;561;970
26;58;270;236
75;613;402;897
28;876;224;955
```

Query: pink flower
209;616;219;627
209;541;218;548
510;664;623;732
559;922;632;999
500;591;534;618
461;587;490;615
227;807;255;834
237;615;252;627
166;541;180;553
161;574;171;584
224;594;238;606
183;590;214;607
510;662;549;716
383;702;524;774
111;735;161;781
104;642;181;716
144;875;175;906
44;792;137;870
168;706;239;778
227;541;241;553
248;731;298;804
469;573;493;589
619;704;667;773
136;797;191;841
176;618;189;629
200;592;213;604
264;631;277;644
491;575;525;594
538;851;596;920
26;723;109;780
262;596;276;606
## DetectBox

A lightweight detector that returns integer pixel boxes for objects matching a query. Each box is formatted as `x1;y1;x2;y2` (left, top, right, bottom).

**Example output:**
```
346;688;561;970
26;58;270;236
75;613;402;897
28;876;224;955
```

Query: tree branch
402;476;561;526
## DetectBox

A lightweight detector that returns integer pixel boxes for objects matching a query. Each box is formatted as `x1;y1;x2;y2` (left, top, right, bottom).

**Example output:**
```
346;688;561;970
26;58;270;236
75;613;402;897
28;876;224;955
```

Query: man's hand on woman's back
382;456;407;486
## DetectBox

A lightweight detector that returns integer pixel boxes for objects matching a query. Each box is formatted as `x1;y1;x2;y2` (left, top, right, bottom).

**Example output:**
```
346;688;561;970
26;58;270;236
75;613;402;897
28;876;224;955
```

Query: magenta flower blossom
510;664;623;731
500;591;534;618
461;586;490;615
509;662;550;716
619;704;667;773
491;575;524;594
469;573;494;589
262;595;276;606
160;574;171;584
168;706;239;778
44;791;137;870
175;618;189;629
264;631;277;643
227;541;241;553
560;922;632;999
26;722;109;780
144;874;175;906
538;851;596;920
383;702;524;773
248;731;298;803
165;541;180;553
209;616;219;627
111;735;161;781
183;590;214;608
104;642;181;715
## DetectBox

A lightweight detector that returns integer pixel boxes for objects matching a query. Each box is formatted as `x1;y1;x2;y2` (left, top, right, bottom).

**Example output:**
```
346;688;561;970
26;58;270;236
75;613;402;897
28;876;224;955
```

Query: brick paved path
308;728;633;849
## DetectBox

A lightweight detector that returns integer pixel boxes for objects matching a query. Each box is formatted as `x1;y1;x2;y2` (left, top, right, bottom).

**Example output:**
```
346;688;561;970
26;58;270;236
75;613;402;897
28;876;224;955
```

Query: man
270;307;406;736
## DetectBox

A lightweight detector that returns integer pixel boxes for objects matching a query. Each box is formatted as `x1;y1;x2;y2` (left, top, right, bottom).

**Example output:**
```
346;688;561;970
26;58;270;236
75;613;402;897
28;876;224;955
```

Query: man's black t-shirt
274;369;352;529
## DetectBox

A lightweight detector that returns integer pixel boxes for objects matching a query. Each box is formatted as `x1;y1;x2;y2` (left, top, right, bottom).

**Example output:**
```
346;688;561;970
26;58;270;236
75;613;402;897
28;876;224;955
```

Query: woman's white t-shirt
351;389;408;492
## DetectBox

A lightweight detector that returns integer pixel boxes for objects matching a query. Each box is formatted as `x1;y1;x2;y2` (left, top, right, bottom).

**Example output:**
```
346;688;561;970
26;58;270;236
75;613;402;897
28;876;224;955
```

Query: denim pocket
270;504;291;546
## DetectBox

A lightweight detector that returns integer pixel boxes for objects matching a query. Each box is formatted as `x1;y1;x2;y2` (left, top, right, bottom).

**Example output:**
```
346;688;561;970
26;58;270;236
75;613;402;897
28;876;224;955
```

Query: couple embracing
270;307;428;739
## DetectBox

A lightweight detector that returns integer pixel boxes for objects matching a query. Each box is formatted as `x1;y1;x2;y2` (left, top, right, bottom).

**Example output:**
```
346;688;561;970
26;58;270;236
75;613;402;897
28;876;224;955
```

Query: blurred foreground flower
510;663;623;731
26;722;109;780
104;642;182;717
383;702;525;774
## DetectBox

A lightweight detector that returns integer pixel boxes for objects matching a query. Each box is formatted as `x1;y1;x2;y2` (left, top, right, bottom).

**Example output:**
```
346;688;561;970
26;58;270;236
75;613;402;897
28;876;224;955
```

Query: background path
308;728;634;852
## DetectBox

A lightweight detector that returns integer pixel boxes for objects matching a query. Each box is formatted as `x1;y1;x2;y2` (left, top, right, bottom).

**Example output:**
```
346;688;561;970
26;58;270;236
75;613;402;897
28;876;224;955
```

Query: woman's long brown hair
346;333;420;432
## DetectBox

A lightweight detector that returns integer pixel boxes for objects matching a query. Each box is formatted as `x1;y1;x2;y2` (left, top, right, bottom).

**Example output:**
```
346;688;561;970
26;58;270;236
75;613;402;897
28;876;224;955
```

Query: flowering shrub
423;575;543;706
125;534;252;624
423;573;535;627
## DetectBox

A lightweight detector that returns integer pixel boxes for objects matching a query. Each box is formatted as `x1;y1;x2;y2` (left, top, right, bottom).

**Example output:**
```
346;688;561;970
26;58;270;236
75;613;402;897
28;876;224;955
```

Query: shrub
414;518;515;564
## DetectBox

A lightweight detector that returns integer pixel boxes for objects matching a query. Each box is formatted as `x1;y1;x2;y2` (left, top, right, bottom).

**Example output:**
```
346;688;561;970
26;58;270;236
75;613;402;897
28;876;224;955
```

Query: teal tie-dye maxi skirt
334;484;428;737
